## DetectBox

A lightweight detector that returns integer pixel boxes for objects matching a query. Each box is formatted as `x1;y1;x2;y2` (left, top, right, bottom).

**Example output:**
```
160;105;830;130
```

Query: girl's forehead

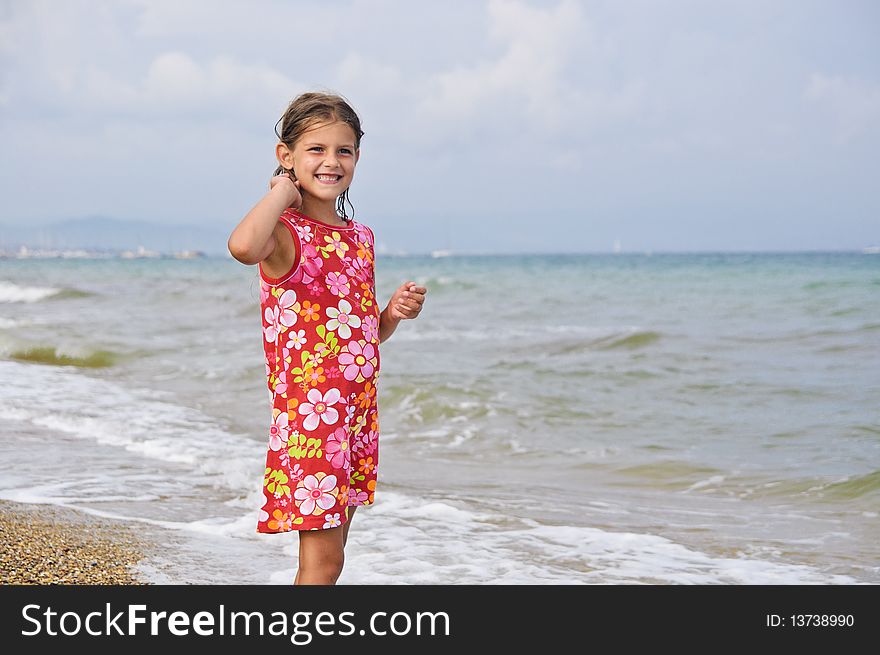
300;119;356;143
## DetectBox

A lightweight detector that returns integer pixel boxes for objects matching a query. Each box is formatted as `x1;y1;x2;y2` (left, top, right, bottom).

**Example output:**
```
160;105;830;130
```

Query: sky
1;0;878;254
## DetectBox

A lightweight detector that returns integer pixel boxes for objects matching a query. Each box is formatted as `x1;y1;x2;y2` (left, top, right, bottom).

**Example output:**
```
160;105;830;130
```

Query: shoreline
0;499;154;585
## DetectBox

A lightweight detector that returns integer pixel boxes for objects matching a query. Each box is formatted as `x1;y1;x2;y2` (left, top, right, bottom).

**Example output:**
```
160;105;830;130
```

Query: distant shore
0;500;153;585
0;245;207;259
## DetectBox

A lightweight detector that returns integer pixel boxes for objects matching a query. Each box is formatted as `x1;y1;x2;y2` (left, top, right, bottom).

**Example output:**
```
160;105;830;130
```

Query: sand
0;500;153;585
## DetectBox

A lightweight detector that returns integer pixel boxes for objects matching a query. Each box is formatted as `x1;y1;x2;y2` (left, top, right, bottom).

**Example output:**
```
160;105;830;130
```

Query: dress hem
255;501;374;534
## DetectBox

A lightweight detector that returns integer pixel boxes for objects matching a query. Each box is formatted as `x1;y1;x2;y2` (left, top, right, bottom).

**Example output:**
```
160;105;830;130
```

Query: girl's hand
387;281;427;322
269;172;303;210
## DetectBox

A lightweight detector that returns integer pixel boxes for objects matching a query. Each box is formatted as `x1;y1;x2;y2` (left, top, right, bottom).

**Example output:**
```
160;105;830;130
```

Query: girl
228;92;427;585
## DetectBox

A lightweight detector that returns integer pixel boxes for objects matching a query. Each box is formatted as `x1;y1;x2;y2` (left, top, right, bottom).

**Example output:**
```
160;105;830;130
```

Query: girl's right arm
227;175;301;265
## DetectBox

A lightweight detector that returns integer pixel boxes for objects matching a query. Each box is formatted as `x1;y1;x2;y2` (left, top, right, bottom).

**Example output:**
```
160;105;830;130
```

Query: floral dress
256;208;380;533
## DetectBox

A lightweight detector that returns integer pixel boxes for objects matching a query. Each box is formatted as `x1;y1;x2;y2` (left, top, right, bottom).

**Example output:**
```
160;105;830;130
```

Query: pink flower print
362;314;379;343
268;410;290;451
326;271;351;297
308;281;323;296
301;243;323;279
349;488;369;505
324;231;350;258
323;512;343;528
277;289;299;328
273;369;288;395
355;223;371;246
284;329;307;351
264;305;282;343
259;279;270;304
325;427;351;471
362;429;378;456
326;299;362;339
345;257;369;284
344;260;357;279
290;462;304;483
297;387;341;431
291;266;311;287
295;224;314;244
338;340;375;381
294;473;338;516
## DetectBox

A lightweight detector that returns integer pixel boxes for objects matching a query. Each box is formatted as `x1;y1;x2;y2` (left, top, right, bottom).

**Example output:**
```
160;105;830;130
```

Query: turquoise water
1;251;878;583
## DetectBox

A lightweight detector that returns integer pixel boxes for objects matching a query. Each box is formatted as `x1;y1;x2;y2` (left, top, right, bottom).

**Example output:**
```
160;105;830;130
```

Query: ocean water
0;251;878;584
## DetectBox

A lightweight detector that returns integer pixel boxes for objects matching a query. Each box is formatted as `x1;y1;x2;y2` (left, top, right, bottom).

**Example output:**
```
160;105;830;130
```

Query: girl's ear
276;142;294;169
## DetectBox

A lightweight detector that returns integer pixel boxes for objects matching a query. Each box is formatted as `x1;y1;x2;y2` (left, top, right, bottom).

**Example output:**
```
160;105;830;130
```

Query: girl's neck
300;197;348;227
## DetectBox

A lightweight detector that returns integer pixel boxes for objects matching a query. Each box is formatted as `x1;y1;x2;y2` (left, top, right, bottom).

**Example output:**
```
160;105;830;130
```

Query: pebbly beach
0;500;152;585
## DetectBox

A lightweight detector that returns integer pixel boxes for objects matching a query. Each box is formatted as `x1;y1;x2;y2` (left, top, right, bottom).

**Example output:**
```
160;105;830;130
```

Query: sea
1;251;878;584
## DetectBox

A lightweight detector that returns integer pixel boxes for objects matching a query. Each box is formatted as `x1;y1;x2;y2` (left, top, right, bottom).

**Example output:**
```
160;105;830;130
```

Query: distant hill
0;216;230;255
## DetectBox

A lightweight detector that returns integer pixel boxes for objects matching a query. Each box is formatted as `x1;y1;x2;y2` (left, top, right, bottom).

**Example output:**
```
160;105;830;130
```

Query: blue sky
1;0;878;253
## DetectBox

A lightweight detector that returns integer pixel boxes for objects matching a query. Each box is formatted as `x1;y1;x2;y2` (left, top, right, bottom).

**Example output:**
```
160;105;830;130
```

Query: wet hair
273;91;365;223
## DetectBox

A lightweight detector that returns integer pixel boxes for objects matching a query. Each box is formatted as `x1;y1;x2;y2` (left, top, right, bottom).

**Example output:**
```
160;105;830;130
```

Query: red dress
255;208;380;532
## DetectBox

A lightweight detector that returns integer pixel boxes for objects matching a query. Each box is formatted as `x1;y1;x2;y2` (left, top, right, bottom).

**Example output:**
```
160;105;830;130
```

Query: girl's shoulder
354;219;376;248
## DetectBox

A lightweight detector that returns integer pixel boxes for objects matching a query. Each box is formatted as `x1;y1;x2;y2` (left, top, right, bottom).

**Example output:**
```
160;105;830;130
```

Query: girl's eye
309;147;352;154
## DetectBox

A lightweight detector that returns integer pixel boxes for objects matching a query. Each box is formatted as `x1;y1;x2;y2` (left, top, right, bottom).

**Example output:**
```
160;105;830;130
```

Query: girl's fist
387;281;427;322
269;171;303;209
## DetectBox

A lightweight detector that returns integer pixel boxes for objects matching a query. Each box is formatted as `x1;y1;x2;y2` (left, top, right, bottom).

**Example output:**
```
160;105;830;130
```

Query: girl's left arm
379;281;427;344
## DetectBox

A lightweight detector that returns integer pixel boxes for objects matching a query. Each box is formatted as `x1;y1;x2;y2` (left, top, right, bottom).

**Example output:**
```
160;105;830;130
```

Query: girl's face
278;120;359;205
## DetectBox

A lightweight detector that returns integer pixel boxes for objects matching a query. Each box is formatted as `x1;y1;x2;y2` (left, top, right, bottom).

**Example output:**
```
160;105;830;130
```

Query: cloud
411;0;585;135
78;52;297;117
805;72;880;144
336;0;643;155
0;1;301;121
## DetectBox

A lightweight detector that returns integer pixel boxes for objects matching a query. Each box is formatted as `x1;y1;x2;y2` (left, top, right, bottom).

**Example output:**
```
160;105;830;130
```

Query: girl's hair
274;92;365;223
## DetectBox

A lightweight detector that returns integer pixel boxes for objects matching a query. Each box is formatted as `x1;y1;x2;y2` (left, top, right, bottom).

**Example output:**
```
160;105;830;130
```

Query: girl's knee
313;550;345;574
298;531;346;583
299;552;344;583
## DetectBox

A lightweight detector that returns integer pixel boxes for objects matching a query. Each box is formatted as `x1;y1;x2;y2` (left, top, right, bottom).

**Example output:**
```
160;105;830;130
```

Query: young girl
228;92;427;585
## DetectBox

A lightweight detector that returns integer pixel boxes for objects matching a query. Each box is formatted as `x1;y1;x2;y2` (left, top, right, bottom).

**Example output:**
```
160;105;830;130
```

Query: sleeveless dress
255;207;380;533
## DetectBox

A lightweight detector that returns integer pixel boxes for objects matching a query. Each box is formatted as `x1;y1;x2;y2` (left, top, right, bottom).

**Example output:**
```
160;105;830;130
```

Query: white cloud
805;73;880;144
327;0;633;195
368;0;645;152
77;52;297;116
412;0;584;133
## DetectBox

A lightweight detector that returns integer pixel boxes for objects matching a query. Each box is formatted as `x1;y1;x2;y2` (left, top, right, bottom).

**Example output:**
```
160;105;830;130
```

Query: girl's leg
294;525;345;585
294;507;357;585
342;506;357;547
